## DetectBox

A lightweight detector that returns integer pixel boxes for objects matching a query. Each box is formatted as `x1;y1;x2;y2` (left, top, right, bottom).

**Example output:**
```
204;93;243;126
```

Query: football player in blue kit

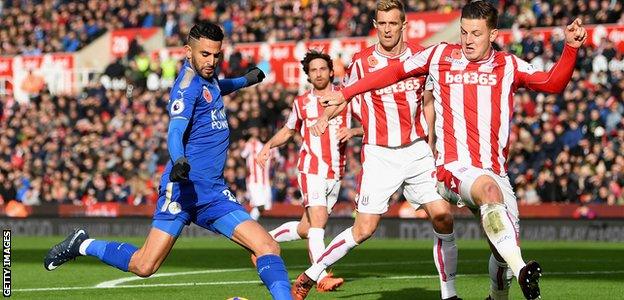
44;21;292;300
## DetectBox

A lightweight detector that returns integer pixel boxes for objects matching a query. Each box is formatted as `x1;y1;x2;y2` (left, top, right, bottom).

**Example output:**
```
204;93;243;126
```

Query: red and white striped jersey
285;87;352;180
342;43;578;176
344;43;428;147
241;138;276;186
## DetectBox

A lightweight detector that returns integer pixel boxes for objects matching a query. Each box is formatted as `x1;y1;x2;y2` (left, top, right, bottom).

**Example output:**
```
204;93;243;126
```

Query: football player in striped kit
292;1;460;299
255;49;362;293
318;2;587;299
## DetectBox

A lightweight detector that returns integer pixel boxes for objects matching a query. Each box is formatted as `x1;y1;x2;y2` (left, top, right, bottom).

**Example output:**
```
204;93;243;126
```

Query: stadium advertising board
10;54;74;104
0;57;13;95
4;202;624;219
497;24;624;52
2;218;623;241
110;28;159;58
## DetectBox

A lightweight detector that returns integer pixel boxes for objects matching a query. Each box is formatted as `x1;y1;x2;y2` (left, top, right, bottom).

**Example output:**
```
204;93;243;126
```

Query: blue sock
256;254;291;300
86;240;138;272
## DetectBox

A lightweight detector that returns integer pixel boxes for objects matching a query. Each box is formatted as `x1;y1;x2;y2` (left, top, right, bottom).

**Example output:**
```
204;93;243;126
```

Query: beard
312;78;330;90
190;58;215;80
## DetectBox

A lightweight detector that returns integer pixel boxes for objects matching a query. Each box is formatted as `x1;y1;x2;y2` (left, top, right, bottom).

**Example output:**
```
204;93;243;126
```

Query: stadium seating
0;1;623;209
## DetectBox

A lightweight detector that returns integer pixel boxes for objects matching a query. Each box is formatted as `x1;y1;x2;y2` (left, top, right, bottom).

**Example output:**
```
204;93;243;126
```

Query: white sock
78;238;94;256
307;227;328;280
481;204;525;278
269;221;302;242
433;230;458;299
305;226;358;281
488;254;513;300
250;207;260;221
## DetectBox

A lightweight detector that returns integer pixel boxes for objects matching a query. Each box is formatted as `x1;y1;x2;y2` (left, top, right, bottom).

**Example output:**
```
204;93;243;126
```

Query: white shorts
298;173;340;214
356;140;441;214
436;161;519;219
247;182;272;209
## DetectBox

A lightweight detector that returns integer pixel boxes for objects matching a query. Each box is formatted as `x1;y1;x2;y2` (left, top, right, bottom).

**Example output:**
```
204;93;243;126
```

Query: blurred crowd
4;0;622;55
0;0;623;209
501;31;624;206
0;0;460;55
499;0;624;29
0;60;362;207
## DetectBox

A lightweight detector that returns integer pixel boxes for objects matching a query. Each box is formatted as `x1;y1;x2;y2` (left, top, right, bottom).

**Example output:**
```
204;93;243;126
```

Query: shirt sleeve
167;70;201;161
284;101;302;131
348;94;361;122
240;142;251;158
168;76;200;121
218;77;248;96
341;45;437;101
513;44;578;93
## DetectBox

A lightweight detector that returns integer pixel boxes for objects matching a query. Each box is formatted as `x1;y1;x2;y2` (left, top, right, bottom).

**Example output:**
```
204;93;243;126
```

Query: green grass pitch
12;235;624;299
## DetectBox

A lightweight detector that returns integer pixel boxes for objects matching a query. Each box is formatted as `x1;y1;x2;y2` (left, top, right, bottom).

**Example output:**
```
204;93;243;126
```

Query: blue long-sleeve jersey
161;61;247;199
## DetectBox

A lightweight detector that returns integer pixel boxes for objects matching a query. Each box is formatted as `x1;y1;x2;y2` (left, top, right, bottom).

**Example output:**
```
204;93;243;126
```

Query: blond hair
376;0;406;22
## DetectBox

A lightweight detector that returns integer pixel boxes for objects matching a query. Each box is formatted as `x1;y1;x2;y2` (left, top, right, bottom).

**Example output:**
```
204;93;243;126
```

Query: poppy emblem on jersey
302;95;312;107
367;55;378;68
168;202;181;214
171;99;184;115
203;86;212;103
451;49;462;59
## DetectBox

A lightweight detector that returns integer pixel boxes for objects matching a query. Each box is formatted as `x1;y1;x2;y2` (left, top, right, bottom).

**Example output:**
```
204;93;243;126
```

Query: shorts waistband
378;137;426;150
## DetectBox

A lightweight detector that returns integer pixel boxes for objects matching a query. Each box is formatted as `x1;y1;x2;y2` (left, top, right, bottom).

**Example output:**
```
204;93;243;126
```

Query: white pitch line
13;270;624;293
95;259;489;288
95;267;251;288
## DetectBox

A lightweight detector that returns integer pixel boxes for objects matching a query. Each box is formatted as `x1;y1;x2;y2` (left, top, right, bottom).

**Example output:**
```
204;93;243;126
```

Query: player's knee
474;177;503;204
134;261;158;278
256;237;281;256
431;211;454;233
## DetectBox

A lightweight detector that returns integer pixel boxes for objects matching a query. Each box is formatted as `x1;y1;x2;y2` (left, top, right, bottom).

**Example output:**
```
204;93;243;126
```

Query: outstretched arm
218;77;247;95
515;44;578;93
321;46;437;106
310;102;348;136
266;127;296;149
255;127;295;169
219;67;266;95
516;18;587;93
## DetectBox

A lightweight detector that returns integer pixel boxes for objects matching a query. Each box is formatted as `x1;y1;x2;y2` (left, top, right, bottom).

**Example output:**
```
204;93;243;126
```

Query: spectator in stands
1;0;623;209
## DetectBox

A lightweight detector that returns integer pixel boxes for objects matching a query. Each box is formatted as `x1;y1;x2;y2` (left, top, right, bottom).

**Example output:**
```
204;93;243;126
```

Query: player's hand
311;117;329;136
244;67;266;86
337;127;356;143
170;157;190;182
255;145;271;169
319;90;346;107
564;18;587;48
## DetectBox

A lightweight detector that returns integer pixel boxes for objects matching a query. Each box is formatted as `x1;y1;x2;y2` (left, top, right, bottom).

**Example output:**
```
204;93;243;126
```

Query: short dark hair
187;21;224;43
461;1;498;30
300;50;334;83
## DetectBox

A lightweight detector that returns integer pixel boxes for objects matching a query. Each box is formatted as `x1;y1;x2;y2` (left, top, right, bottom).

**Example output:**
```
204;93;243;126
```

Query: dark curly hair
300;49;334;83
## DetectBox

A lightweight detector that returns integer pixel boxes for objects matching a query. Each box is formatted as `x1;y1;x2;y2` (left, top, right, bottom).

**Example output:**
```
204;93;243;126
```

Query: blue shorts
152;181;252;238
